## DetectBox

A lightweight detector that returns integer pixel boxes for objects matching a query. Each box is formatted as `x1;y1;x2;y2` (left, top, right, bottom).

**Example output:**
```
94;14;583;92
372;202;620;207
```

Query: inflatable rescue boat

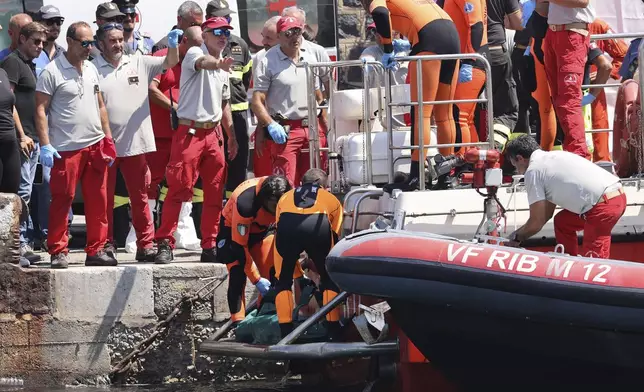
326;229;644;391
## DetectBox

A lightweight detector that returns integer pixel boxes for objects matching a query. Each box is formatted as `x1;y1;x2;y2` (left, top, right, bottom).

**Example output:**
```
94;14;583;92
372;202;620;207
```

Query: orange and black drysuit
273;182;343;338
216;177;303;322
440;0;489;152
588;19;629;162
367;0;460;190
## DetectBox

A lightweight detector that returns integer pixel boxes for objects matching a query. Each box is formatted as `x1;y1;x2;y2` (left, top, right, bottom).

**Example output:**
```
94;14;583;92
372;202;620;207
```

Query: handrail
385;52;494;189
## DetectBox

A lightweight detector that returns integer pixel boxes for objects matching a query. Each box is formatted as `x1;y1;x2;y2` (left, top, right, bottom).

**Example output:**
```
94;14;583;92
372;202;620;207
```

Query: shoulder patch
237;224;248;236
464;2;474;13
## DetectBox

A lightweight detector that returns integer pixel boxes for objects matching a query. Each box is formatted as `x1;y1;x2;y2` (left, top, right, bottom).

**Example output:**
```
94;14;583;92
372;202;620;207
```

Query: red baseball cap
201;16;233;31
277;16;303;33
367;22;376;30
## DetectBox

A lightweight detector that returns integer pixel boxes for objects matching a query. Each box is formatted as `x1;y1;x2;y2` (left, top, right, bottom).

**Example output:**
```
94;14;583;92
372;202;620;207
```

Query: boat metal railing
384;53;495;190
576;32;644;136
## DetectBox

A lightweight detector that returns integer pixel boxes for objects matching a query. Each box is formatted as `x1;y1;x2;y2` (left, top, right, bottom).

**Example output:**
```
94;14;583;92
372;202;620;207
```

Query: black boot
279;322;294;339
383;161;421;193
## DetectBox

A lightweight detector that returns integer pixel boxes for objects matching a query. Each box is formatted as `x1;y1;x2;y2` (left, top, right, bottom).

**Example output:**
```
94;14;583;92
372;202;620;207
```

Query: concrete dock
0;195;280;387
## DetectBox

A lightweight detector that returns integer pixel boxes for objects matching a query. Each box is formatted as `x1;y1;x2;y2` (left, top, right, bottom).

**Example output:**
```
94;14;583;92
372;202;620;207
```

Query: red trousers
554;192;627;258
544;29;591;160
155;124;226;249
270;121;328;186
48;141;108;256
146;137;172;199
107;154;154;250
253;139;274;178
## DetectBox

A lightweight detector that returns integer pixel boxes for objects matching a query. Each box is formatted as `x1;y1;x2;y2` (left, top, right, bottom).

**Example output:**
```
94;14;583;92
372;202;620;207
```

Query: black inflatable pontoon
326;229;644;391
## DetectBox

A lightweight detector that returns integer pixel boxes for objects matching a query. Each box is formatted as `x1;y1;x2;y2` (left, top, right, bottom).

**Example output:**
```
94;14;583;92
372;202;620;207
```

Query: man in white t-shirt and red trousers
540;0;595;160
154;16;238;264
92;23;182;263
505;135;626;259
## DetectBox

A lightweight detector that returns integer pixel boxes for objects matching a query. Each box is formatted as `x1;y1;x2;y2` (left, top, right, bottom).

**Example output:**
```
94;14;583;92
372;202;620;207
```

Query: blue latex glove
255;278;271;296
167;29;184;48
267;121;288;144
40;144;61;168
458;64;473;84
520;0;536;29
524;46;532;56
381;52;396;69
393;39;411;53
581;93;597;106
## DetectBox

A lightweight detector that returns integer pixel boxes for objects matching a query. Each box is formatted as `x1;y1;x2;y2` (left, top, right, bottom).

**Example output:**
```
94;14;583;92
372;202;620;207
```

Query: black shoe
104;241;117;259
136;247;157;263
51;253;69;269
200;248;217;263
383;161;422;193
85;250;118;267
155;240;174;264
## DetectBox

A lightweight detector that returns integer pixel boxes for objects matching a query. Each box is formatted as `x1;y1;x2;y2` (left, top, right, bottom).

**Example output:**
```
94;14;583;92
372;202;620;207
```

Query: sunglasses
283;28;302;38
124;12;136;19
100;22;124;32
30;38;44;46
45;18;64;26
211;29;230;37
71;37;94;48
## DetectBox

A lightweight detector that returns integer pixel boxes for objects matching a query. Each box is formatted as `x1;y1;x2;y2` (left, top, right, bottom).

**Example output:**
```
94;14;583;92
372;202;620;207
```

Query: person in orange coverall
360;0;461;191
215;175;305;323
439;0;488;152
587;19;628;162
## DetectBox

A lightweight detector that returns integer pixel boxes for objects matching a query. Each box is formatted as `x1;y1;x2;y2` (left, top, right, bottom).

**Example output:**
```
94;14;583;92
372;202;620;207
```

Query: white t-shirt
548;4;595;25
36;55;104;152
93;53;165;157
177;45;231;123
253;45;320;120
524;149;621;215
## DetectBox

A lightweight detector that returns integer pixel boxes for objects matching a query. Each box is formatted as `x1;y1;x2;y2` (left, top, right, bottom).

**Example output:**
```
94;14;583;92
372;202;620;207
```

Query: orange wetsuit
441;0;488;152
368;0;460;160
215;177;302;322
273;182;344;337
588;19;628;162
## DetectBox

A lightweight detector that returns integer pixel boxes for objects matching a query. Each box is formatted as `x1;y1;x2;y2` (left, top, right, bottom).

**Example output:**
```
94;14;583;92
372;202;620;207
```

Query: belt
548;22;589;32
514;44;528;50
178;119;220;129
600;187;624;203
283;118;309;127
489;45;504;51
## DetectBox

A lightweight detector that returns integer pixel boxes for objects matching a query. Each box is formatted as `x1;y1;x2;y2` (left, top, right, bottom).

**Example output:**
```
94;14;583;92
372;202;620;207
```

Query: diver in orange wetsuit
588;19;629;162
361;0;461;191
439;0;488;153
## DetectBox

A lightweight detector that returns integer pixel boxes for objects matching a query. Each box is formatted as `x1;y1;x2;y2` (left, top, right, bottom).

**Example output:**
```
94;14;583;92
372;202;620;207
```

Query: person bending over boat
505;134;626;258
359;0;460;191
215;175;297;324
273;169;344;339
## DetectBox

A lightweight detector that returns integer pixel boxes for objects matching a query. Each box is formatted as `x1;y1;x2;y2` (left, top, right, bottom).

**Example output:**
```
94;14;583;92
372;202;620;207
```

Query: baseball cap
206;0;236;17
112;0;137;14
96;2;126;20
277;16;303;33
39;5;63;20
366;22;376;30
201;17;233;31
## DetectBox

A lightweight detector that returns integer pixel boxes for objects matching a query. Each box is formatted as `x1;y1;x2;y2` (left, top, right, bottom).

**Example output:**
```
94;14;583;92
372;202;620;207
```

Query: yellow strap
114;195;130;209
231;102;249;111
230;70;243;80
551;144;563;151
242;59;252;74
582;88;594;154
507;132;527;142
158;185;203;203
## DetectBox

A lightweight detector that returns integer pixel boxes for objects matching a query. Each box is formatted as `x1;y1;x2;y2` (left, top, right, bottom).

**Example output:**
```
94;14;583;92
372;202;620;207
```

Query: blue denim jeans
19;143;39;246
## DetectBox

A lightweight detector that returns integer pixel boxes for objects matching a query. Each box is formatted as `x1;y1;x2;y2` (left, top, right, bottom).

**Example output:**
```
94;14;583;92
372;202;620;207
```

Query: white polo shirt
548;4;595;25
253;45;320;120
36;55;104;152
524;149;621;215
93;53;165;157
301;39;331;84
177;45;231;123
